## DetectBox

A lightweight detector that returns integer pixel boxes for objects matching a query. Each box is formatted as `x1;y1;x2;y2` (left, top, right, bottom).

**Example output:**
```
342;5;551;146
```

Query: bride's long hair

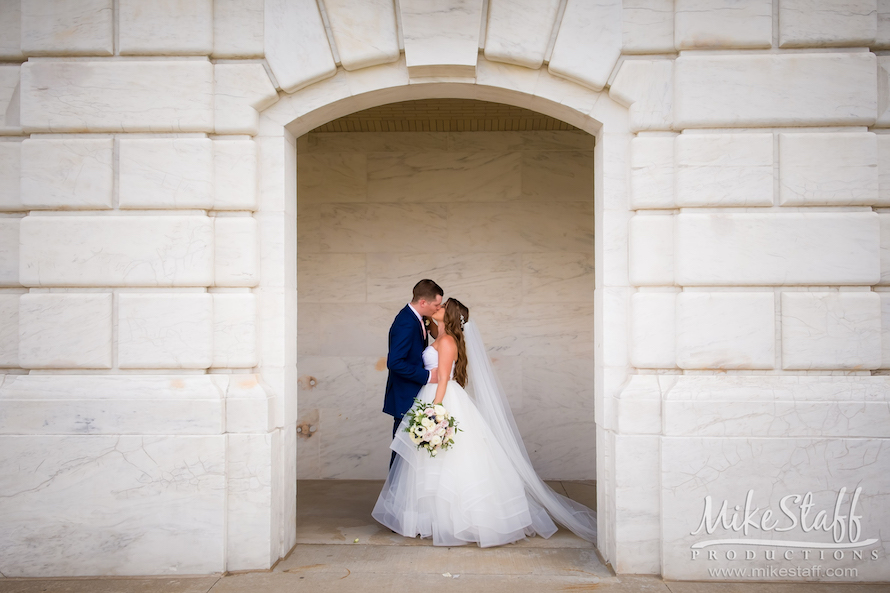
442;298;469;387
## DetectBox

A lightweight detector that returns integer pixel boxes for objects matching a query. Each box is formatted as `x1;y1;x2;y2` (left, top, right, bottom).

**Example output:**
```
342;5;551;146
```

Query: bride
372;298;597;547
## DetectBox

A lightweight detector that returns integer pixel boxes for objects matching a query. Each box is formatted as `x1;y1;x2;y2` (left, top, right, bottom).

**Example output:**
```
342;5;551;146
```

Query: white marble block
630;135;675;209
0;435;226;576
613;434;661;573
0;293;18;367
213;293;257;368
779;132;878;206
213;0;264;58
264;0;336;93
484;0;561;69
874;134;890;205
0;141;22;210
622;0;674;54
300;253;367;303
674;53;877;128
367;151;521;202
214;141;258;210
616;375;671;435
227;431;278;571
662;435;890;581
21;139;113;209
0;0;23;60
323;0;400;70
549;0;621;92
119;139;213;209
277;423;297;554
20;0;113;56
663;375;890;438
119;0;213;55
882;213;890;284
215;217;259;287
214;63;279;136
677;291;775;370
19;293;112;369
0;374;225;435
779;0;877;48
224;374;273;433
0;64;20;135
631;292;677;369
0;217;19;286
674;0;772;49
878;57;890;127
881;292;890;368
628;215;674;286
676;133;774;207
400;0;483;77
298;152;367;204
20;215;214;287
880;0;890;47
20;61;214;133
675;212;881;286
118;293;213;369
609;60;674;132
781;291;882;370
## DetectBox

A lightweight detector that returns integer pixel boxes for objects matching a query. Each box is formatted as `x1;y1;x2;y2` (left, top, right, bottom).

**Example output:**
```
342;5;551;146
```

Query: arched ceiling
310;98;581;133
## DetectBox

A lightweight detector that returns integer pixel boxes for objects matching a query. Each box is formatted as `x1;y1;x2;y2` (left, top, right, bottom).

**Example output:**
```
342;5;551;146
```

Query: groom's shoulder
391;305;413;325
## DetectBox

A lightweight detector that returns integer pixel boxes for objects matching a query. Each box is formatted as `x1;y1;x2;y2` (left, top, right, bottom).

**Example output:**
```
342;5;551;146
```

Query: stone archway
255;54;636;571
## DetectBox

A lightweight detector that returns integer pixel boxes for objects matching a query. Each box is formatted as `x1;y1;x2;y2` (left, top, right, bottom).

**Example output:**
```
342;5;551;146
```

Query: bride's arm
433;337;456;405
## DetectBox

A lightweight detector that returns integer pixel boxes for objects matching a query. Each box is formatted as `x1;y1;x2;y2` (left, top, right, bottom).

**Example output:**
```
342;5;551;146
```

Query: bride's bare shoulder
437;333;457;353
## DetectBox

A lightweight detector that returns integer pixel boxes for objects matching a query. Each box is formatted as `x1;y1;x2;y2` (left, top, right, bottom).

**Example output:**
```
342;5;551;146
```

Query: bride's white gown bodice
422;345;454;378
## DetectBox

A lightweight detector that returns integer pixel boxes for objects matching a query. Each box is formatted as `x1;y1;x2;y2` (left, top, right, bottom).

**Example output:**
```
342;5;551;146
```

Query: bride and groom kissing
372;279;598;548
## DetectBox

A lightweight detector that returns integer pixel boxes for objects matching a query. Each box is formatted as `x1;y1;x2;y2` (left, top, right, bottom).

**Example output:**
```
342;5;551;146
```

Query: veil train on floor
462;320;598;542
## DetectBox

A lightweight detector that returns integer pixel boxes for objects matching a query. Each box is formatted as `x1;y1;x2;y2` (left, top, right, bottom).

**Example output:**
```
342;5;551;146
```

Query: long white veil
462;320;598;542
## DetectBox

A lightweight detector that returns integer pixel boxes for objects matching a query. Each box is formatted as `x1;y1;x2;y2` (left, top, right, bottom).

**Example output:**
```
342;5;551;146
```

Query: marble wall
295;130;595;480
2;0;890;582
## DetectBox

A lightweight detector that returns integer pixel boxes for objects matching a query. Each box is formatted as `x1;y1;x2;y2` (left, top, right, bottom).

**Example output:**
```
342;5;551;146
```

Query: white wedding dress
372;323;597;548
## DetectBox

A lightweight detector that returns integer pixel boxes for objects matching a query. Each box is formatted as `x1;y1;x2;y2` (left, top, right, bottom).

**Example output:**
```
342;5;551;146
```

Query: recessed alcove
294;99;596;482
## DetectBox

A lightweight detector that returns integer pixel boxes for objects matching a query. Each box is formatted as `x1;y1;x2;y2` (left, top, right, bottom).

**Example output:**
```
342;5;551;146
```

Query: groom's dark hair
412;279;443;303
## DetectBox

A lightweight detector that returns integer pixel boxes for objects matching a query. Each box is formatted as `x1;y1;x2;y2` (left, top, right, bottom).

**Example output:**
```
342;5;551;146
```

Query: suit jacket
383;304;428;418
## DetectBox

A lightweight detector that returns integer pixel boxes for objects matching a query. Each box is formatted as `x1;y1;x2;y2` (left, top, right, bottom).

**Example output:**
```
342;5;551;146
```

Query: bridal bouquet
404;397;460;457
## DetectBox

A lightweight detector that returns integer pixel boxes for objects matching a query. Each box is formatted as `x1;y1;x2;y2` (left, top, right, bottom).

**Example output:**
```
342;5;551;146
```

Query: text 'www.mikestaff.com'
707;566;859;579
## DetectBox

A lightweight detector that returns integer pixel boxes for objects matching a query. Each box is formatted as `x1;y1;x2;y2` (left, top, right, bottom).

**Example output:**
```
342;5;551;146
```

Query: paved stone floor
1;480;887;593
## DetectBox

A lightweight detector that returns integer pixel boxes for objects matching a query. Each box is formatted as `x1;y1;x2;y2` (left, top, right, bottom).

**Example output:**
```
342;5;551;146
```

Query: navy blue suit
383;305;429;419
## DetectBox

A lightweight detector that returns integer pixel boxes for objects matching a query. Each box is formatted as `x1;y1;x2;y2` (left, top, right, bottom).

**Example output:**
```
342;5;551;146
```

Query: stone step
214;572;655;593
274;543;614;580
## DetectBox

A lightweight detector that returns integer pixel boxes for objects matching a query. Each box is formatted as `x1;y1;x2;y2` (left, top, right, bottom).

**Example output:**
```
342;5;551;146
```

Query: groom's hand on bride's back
429;368;438;384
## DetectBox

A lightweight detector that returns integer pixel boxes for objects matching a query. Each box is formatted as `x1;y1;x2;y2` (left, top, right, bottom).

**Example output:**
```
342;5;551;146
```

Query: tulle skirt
372;381;558;547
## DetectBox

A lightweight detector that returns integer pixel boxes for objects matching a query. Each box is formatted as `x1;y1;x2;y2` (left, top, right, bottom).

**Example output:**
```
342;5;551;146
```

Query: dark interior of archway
310;98;581;133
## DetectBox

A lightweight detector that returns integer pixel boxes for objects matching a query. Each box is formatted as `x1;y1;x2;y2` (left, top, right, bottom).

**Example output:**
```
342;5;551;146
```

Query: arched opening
291;97;597;547
258;59;633;571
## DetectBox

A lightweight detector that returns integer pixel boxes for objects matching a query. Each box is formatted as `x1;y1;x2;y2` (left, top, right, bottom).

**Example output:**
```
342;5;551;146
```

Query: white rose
430;435;443;446
421;418;434;428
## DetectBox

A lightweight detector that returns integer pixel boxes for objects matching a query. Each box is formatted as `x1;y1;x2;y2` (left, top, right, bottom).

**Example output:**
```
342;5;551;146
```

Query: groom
383;279;443;467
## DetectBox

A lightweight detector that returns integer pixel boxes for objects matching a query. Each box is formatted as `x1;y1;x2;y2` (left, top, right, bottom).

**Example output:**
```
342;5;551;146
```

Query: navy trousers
390;416;402;469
